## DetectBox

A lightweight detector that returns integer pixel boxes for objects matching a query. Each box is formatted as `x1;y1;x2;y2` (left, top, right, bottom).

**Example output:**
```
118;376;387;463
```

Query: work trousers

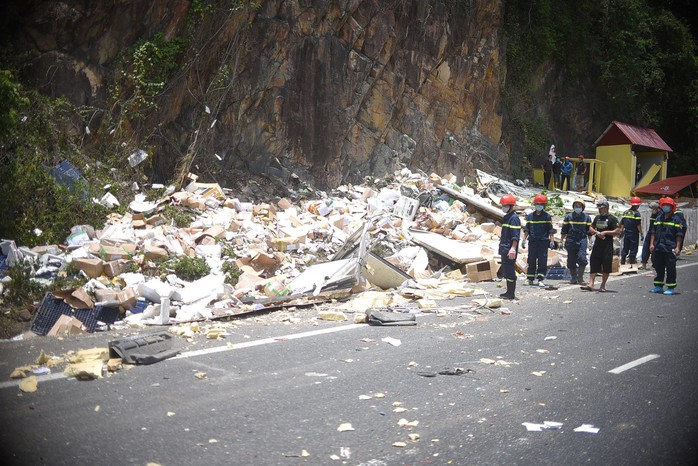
652;250;677;289
543;172;552;190
641;234;652;264
621;233;640;263
565;238;588;271
501;253;517;284
527;240;548;281
561;174;571;191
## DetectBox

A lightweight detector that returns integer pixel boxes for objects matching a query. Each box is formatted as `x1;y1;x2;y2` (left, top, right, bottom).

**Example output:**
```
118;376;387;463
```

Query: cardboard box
104;260;131;278
268;236;305;252
117;287;138;310
48;315;86;336
612;256;620;273
73;257;104;278
466;259;500;282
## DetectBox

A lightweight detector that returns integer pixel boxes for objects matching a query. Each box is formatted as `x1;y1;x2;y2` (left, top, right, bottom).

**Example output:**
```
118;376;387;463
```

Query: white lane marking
175;323;366;359
0;323;367;389
608;354;660;374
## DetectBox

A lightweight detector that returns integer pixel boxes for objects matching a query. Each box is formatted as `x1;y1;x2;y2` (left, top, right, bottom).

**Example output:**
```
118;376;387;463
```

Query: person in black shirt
542;155;553;190
581;200;620;292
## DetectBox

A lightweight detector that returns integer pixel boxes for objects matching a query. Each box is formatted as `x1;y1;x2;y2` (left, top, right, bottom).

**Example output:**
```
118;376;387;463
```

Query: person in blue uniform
521;194;555;286
649;197;684;295
581;200;620;292
560;199;592;284
620;196;643;265
560;157;574;191
498;194;521;300
640;201;660;270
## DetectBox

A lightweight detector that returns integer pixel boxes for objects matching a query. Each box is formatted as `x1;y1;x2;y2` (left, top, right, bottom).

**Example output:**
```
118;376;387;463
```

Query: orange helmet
533;194;547;205
659;197;676;210
500;194;516;206
630;196;642;206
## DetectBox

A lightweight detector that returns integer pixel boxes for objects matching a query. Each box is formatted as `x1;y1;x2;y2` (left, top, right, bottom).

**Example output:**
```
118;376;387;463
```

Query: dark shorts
590;243;614;273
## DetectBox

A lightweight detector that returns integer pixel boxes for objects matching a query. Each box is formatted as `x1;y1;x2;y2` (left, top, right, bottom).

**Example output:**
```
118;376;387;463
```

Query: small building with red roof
593;120;672;197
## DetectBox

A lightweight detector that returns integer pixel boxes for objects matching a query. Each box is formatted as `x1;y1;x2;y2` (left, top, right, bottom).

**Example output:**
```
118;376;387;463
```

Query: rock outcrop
5;0;507;189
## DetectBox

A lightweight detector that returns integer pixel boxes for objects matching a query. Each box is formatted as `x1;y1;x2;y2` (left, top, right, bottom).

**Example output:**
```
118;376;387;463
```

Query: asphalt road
1;256;697;466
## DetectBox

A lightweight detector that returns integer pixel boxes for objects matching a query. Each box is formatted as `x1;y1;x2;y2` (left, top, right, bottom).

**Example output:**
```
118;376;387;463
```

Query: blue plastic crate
49;160;89;199
0;253;7;278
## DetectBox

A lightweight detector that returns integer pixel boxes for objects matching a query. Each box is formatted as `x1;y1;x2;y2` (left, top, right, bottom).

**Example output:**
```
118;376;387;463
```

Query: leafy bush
166;256;210;281
222;260;241;286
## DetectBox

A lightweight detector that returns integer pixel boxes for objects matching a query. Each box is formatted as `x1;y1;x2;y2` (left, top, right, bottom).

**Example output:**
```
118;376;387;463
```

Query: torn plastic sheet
286;258;359;296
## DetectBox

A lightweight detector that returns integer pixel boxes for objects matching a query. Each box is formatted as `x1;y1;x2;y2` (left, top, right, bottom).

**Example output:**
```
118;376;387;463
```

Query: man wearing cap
581;200;620;292
640;201;661;270
620;196;643;265
560;199;592;284
560;157;574;191
575;156;587;191
649;197;684;295
521;194;555;286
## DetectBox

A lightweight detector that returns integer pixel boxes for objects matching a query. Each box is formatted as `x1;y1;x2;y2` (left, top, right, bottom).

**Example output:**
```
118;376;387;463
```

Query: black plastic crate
545;267;571;281
31;292;100;335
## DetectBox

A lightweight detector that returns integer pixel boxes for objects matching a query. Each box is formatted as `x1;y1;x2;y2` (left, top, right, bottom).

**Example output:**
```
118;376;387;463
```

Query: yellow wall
596;144;633;197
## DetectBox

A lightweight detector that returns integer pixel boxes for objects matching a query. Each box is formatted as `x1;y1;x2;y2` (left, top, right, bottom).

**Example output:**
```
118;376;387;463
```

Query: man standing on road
582;200;620;292
620;196;643;265
521;194;555;287
560;199;592;285
649;197;684;295
640;201;661;270
498;194;521;300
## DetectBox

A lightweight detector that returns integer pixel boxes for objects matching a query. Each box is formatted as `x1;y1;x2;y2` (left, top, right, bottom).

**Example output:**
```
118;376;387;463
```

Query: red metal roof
594;121;673;152
634;174;698;195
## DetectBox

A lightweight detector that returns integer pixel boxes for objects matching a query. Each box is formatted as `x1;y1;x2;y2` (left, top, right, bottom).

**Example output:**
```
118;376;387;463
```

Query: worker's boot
499;280;517;300
577;268;587;286
569;267;578;284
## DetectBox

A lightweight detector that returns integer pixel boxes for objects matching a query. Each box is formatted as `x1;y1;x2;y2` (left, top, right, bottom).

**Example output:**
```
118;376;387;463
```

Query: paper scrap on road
522;421;563;431
574;424;600;433
544;336;557;341
382;337;402;346
337;423;355;432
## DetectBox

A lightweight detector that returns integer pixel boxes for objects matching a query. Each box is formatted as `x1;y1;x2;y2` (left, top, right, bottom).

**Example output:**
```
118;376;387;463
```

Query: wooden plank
436;184;504;220
409;229;485;264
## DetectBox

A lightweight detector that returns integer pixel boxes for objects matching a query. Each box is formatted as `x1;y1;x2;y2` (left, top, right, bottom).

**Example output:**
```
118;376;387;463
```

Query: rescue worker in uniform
649;197;684;295
640;201;660;270
560;199;592;285
521;194;555;286
620;196;643;265
673;203;688;253
581;200;620;292
498;194;521;300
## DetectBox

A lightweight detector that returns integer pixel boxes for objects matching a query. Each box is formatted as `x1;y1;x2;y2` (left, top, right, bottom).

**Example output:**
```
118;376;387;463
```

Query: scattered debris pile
0;167;683;338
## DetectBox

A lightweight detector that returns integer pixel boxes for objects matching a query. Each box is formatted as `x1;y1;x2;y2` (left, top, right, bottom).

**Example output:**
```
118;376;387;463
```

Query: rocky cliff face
5;0;507;189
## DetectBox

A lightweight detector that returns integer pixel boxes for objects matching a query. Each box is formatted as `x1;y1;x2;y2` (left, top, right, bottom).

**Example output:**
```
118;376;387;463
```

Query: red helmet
500;194;516;206
533;194;547;205
578;155;584;159
630;196;642;206
659;197;676;210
